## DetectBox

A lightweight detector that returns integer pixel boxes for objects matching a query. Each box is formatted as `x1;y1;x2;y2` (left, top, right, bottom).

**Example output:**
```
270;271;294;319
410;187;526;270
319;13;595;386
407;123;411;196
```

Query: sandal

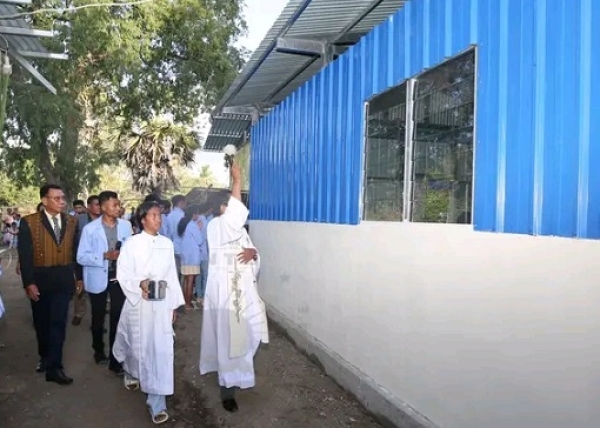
152;410;169;424
124;377;140;391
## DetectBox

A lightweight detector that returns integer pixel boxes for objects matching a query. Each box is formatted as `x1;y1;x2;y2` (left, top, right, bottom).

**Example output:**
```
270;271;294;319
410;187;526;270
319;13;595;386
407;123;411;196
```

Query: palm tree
120;118;199;195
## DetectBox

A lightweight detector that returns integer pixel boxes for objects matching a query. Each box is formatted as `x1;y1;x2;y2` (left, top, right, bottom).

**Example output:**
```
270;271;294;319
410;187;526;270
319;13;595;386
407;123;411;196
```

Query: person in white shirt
199;163;268;412
113;201;184;424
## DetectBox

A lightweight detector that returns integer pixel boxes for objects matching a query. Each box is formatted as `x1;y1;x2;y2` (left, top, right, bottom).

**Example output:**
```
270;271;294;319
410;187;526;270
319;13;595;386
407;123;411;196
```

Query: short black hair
98;191;119;205
199;201;211;214
73;199;85;207
87;195;99;205
177;204;202;237
136;201;161;229
40;184;62;199
161;199;172;209
207;190;231;216
171;194;185;206
144;193;161;203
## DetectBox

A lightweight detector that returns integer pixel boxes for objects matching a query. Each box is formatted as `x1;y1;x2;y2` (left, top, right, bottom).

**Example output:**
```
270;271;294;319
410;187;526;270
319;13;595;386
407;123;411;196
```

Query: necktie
51;216;61;242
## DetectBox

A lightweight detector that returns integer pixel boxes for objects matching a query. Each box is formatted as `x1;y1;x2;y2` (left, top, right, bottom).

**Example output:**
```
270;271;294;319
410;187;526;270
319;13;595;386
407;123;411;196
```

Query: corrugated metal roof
203;113;252;151
0;4;50;55
204;0;405;151
219;0;405;110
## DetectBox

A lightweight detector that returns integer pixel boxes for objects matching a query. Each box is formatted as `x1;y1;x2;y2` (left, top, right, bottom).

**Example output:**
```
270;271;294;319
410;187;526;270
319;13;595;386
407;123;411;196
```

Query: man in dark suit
18;184;82;385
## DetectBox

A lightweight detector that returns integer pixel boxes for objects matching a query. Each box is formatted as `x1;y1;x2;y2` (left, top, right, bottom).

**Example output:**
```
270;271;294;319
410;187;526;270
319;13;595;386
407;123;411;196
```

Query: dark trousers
88;281;126;369
30;289;71;370
220;386;239;400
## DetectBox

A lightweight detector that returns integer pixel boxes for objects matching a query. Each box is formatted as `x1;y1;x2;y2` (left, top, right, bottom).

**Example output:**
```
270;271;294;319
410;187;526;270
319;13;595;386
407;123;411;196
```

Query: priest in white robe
113;201;185;425
199;162;269;413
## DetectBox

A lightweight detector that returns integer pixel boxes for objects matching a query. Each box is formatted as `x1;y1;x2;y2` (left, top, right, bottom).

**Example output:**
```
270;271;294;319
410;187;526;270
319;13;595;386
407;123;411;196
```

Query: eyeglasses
47;196;66;202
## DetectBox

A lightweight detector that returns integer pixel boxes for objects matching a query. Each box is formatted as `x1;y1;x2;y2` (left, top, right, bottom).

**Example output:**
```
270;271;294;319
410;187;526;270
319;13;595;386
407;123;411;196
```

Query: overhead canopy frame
204;0;406;151
0;1;67;94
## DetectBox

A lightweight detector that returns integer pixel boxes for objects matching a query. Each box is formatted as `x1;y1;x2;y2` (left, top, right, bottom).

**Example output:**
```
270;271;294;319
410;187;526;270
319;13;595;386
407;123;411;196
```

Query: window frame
361;46;478;225
361;82;410;222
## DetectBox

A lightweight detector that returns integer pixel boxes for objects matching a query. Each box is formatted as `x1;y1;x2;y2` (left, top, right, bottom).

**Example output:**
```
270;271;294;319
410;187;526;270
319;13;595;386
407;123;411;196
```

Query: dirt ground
0;253;382;428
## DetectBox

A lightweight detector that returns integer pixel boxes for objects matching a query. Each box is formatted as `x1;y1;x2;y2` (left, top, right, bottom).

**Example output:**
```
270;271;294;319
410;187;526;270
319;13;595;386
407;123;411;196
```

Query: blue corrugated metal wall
250;0;600;238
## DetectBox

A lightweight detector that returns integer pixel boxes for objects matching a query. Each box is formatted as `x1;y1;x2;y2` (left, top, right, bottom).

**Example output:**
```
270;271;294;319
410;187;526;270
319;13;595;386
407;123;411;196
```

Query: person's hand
75;280;84;295
230;162;241;182
25;284;40;301
172;311;177;324
237;247;257;264
140;279;150;300
104;250;120;261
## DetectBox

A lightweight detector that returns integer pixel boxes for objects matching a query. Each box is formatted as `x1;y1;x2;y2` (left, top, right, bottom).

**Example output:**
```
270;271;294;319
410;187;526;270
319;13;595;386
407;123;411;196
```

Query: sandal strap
152;411;169;424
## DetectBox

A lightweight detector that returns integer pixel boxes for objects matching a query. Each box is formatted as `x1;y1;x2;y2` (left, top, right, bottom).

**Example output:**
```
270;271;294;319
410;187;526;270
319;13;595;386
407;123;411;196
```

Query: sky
192;0;289;185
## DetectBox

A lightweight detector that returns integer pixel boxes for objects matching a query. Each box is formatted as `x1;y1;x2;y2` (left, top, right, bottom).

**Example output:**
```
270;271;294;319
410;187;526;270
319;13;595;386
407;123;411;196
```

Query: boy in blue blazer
77;191;133;374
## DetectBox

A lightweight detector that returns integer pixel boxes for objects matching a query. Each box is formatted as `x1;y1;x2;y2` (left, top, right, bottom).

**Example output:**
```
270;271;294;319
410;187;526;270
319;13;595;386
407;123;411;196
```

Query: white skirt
181;265;200;275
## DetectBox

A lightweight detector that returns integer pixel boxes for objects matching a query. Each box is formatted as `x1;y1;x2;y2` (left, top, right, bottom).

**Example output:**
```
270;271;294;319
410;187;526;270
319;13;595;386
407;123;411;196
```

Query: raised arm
230;161;242;202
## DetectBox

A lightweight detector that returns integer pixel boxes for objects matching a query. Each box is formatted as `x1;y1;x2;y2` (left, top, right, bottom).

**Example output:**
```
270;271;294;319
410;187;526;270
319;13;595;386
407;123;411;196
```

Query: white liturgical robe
113;232;185;396
199;196;269;389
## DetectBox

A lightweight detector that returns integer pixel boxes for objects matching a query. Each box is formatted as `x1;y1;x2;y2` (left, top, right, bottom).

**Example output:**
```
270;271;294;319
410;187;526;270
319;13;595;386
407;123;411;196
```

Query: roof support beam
18;50;68;60
0;27;54;38
275;37;325;57
275;37;348;68
9;51;56;94
221;106;257;115
0;0;32;4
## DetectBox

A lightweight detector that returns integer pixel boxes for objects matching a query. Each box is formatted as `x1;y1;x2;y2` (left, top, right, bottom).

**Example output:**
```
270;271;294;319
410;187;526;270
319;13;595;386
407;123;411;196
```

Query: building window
363;83;407;221
362;49;475;224
411;50;475;224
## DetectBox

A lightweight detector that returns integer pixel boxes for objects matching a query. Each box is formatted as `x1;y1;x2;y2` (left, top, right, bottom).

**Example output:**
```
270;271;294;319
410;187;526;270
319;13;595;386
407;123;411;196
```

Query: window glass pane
363;83;407;221
411;50;475;224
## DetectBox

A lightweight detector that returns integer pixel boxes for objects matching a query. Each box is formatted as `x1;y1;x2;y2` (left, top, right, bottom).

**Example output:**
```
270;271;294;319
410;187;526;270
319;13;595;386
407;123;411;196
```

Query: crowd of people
2;208;21;249
4;162;268;424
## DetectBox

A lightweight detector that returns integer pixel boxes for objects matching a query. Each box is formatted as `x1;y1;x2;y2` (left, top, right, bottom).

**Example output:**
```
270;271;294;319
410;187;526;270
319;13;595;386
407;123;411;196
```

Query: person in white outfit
199;162;269;412
113;201;185;424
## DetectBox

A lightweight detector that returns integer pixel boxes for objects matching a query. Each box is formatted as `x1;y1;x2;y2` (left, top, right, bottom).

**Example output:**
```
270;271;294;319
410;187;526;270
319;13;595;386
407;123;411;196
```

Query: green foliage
1;0;246;201
0;172;40;210
424;189;450;222
90;162;220;205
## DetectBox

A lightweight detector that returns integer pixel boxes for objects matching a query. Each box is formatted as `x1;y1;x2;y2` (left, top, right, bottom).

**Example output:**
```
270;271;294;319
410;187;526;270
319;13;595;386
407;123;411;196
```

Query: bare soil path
0;255;382;428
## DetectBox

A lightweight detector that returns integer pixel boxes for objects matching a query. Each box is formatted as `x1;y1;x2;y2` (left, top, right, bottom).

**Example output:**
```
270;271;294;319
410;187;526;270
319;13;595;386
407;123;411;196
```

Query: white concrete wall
250;220;600;428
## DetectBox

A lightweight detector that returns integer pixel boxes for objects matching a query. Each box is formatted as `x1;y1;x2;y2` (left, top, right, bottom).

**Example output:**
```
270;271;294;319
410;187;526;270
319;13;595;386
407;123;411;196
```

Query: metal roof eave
0;2;67;94
205;0;405;151
203;113;253;152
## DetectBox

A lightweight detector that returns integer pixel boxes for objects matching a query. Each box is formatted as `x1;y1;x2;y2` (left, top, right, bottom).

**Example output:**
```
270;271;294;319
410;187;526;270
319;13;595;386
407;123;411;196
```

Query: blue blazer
77;218;133;294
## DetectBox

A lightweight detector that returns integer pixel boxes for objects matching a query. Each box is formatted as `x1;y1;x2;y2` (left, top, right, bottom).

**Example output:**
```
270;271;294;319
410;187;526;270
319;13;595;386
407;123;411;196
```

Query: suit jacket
76;212;94;234
77;217;133;294
18;211;82;291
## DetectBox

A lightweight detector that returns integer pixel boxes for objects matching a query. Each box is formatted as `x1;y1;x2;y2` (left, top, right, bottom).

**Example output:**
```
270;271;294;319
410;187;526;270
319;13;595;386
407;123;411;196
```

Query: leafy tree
2;0;246;201
90;162;220;206
0;172;40;211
